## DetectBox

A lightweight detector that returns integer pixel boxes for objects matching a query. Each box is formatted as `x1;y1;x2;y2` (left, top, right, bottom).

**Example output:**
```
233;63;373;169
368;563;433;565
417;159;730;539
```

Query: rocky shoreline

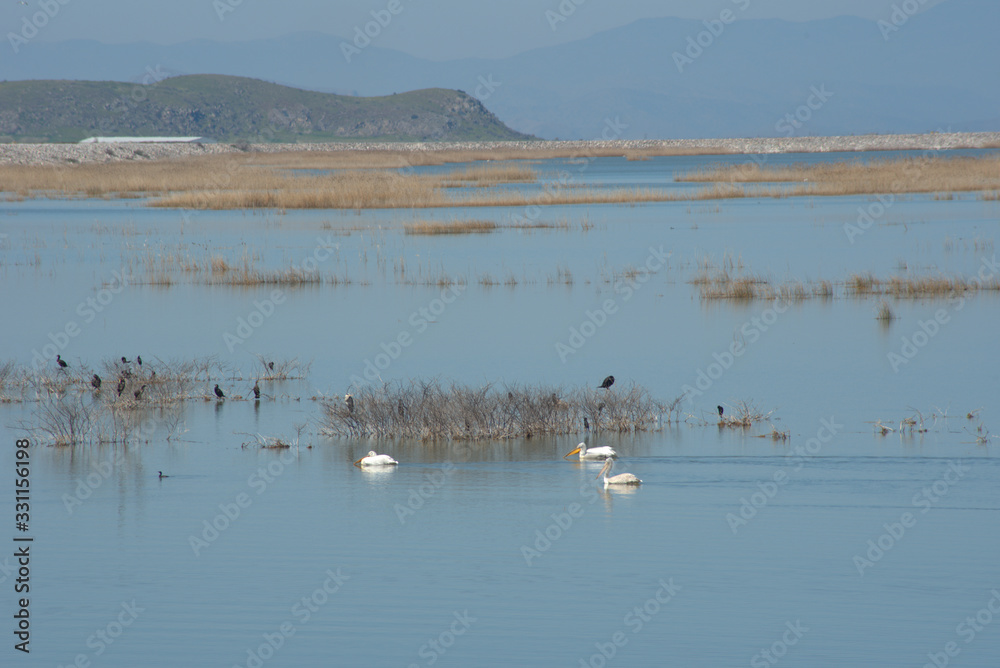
1;132;998;166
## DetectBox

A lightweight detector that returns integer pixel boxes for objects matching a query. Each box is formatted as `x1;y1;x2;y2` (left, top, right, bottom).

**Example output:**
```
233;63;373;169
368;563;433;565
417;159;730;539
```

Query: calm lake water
2;150;999;666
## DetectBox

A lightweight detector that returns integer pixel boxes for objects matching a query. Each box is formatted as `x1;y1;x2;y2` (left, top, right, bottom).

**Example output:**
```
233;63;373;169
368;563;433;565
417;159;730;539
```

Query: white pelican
564;442;617;460
353;451;398;467
596;458;641;487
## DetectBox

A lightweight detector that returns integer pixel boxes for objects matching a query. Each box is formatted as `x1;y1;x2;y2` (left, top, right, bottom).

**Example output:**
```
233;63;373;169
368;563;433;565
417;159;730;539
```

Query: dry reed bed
675;155;1000;197
694;270;998;301
404;219;497;235
321;380;672;440
8;151;996;209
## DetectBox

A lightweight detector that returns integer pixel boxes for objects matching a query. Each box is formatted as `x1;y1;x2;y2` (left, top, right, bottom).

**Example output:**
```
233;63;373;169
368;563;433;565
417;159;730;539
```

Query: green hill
0;75;534;143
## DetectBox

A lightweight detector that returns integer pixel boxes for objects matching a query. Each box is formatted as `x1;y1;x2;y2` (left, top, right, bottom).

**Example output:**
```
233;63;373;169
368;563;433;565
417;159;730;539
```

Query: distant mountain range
0;76;532;142
2;0;996;140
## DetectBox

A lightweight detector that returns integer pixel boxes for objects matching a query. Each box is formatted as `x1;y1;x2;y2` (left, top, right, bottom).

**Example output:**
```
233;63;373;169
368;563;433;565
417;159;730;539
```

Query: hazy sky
6;0;948;60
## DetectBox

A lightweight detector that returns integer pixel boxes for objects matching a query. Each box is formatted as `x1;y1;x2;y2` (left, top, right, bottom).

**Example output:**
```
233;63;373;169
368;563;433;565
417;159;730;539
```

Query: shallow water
2;150;999;666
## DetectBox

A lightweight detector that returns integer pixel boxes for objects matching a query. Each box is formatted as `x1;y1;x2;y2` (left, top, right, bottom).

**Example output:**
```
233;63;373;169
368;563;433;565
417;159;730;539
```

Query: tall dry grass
675;155;1000;197
404;219;497;235
441;163;537;186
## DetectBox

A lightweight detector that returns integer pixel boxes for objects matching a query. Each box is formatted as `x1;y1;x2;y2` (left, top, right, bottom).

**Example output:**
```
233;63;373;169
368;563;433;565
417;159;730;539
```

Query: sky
4;0;949;60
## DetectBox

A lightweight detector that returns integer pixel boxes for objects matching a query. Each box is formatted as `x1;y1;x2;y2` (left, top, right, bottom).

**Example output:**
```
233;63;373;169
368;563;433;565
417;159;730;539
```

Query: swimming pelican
564;442;617;460
354;451;398;467
596;458;641;487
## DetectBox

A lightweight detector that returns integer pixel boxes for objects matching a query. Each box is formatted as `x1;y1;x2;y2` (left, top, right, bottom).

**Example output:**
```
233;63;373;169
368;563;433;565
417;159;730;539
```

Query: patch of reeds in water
440;163;537;186
404;219;497;235
320;380;670;440
846;273;1000;298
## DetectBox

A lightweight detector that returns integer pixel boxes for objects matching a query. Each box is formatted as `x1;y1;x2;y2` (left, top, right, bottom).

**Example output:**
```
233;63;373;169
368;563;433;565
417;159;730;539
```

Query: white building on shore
78;136;215;144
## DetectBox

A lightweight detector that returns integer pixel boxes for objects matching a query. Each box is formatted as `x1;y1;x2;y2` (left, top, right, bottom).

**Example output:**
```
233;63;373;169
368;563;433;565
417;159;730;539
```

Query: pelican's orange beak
564;447;582;459
353;456;365;467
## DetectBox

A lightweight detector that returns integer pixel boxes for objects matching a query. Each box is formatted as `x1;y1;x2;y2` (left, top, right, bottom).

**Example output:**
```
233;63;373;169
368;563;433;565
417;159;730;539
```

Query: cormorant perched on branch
91;374;102;389
598;375;614;390
717;405;724;418
214;384;225;399
56;355;68;369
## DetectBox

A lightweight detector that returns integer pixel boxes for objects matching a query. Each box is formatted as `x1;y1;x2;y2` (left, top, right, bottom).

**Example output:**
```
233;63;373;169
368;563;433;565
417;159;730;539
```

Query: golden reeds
675;155;1000;197
404;219;497;235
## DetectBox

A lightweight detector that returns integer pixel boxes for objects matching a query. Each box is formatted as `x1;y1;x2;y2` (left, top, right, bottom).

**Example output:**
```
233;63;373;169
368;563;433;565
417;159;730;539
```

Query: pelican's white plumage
354;450;398;467
596;458;641;487
564;442;617;460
